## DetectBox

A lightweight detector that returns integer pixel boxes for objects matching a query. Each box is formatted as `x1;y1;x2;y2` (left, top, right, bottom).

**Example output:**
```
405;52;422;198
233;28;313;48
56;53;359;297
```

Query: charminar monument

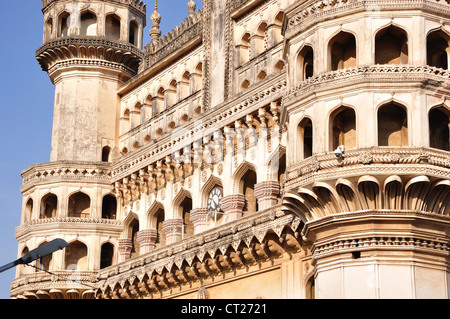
10;0;450;299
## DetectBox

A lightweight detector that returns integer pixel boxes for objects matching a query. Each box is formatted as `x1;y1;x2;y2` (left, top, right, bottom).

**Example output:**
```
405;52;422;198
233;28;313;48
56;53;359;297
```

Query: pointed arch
375;24;408;65
328;30;357;71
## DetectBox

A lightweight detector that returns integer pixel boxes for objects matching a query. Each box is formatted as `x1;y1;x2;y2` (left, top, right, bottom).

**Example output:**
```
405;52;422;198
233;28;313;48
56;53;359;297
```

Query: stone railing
285;146;450;190
41;0;147;13
286;64;450;103
285;0;450;35
95;204;303;297
20;161;112;193
15;217;123;239
11;269;98;299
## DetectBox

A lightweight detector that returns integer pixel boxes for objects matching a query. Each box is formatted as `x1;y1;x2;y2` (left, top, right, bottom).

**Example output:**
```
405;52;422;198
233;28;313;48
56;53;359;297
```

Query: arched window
59;12;70;37
240;169;258;215
65;241;88;270
156;87;165;114
128;218;140;258
24;198;33;223
80;11;97;36
329;31;356;71
377;103;408;146
102;194;117;219
427;30;450;69
429;106;450;151
105;14;121;40
179;196;194;239
36;242;53;272
168;79;178;107
19;247;29;275
41;193;57;219
45;18;53;41
298;46;314;81
256;70;267;83
241;79;250;92
68;192;91;218
193;63;203;92
131;102;141;128
150;208;166;248
299;118;313;159
180;71;191;100
239;33;251;64
129;20;139;46
330;106;356;151
375;25;408;65
100;242;114;269
102;146;111;162
254;22;268;56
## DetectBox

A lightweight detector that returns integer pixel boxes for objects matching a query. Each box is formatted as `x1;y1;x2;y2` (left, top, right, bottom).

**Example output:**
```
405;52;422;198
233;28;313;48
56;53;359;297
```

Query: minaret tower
36;0;146;162
11;0;146;299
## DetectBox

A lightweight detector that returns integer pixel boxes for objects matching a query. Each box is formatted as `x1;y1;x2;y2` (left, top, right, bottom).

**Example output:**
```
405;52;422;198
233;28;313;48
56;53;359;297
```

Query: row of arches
237;12;285;65
119;156;285;261
24;192;117;222
283;175;450;223
296;26;450;81
45;10;141;47
19;240;115;274
120;63;203;135
239;60;285;92
297;103;450;160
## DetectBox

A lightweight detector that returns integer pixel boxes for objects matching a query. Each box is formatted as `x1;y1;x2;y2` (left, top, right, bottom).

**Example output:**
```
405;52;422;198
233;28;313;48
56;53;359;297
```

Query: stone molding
284;65;450;110
93;206;304;299
36;37;144;76
285;0;450;37
221;194;246;222
285;146;450;191
20;162;112;193
15;217;122;239
41;0;147;14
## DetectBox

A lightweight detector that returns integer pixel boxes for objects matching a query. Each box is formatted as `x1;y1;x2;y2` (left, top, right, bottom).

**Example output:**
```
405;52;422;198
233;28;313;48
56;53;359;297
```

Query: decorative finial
149;0;161;43
187;0;196;17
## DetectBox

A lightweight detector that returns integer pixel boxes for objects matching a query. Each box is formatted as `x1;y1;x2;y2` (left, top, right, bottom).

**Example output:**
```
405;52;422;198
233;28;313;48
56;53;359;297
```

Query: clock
207;186;223;213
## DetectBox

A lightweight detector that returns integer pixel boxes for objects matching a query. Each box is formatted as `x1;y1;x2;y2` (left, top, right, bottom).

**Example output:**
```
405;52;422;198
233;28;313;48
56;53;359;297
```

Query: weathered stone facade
10;0;450;299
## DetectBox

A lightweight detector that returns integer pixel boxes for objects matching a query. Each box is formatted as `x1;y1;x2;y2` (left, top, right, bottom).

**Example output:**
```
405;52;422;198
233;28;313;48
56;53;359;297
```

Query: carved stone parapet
118;239;133;263
254;181;280;210
136;229;159;254
190;208;209;234
162;219;184;245
221;194;246;223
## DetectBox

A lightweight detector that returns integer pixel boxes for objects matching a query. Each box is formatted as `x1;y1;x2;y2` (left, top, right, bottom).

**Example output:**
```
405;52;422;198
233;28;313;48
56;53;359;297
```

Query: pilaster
136;229;159;254
190;208;209;234
255;181;280;210
118;239;133;263
221;194;245;223
162;219;184;245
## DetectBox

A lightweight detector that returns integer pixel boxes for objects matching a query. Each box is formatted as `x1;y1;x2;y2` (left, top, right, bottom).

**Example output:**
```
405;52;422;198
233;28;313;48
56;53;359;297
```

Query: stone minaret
11;0;146;299
36;0;146;163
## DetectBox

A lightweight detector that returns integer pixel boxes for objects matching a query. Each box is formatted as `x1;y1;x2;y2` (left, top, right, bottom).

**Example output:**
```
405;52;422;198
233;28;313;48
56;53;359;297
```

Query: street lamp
0;239;68;273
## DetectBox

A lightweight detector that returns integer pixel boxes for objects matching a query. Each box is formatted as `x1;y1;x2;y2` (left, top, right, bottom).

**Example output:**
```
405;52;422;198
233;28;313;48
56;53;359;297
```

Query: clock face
207;186;223;213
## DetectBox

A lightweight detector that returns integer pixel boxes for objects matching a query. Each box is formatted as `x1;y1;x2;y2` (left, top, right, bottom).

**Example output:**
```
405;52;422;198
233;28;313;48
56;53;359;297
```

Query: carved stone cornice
10;270;98;299
285;146;450;192
284;0;450;39
41;0;147;14
36;37;144;77
94;205;306;298
283;65;450;116
301;210;450;265
15;217;123;240
20;161;112;193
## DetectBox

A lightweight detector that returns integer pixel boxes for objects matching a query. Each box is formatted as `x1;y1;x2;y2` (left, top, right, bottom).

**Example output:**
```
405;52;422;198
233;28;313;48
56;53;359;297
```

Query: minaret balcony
283;146;450;221
36;36;144;78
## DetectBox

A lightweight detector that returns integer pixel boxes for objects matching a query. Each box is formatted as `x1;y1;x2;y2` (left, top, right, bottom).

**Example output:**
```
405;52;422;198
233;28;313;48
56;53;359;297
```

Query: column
254;181;280;211
118;239;132;263
162;219;184;245
221;194;245;223
136;229;159;254
190;208;209;234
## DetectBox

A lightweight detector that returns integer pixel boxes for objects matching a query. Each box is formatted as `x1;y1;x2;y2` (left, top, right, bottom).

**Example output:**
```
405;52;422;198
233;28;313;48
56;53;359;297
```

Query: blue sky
0;0;202;300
